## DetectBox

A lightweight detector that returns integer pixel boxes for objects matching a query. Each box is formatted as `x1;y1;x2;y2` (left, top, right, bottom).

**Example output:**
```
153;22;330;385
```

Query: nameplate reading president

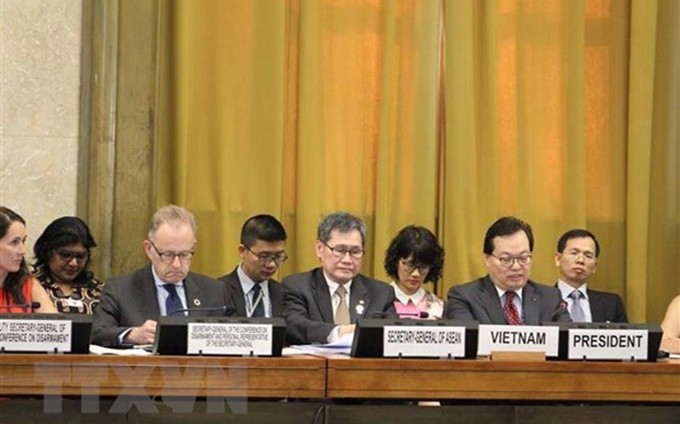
568;328;648;360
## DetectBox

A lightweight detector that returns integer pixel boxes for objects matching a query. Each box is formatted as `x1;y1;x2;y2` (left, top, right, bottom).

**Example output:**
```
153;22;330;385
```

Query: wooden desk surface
0;354;326;398
326;357;680;402
2;354;678;402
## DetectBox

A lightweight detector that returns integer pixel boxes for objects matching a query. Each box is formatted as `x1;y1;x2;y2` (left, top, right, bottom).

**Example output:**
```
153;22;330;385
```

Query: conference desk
0;353;326;398
0;353;678;402
326;356;680;402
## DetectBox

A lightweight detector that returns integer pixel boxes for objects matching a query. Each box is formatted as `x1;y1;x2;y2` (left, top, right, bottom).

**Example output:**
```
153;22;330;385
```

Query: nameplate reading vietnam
568;328;648;360
186;323;273;356
478;325;559;357
0;319;72;352
383;325;466;358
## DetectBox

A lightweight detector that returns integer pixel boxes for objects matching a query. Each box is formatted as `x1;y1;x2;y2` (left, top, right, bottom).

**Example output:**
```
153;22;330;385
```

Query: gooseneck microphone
168;305;236;317
0;302;41;312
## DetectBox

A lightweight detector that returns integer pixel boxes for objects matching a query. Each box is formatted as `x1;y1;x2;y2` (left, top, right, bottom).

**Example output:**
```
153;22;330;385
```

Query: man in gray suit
91;205;233;347
282;212;396;345
446;216;570;325
218;214;286;318
555;228;627;323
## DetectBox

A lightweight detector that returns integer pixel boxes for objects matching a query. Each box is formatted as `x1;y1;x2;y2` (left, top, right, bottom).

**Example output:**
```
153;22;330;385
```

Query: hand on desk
338;324;356;338
661;337;680;354
124;320;157;345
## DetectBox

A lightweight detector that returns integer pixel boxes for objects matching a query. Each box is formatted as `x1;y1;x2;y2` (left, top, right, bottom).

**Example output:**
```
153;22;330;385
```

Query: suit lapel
184;273;203;310
268;279;283;317
522;283;540;325
311;269;334;323
349;276;369;322
587;289;602;322
480;277;506;324
137;266;161;319
226;270;248;316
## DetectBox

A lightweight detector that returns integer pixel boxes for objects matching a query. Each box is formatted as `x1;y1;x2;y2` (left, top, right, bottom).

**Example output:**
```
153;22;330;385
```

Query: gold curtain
157;0;679;323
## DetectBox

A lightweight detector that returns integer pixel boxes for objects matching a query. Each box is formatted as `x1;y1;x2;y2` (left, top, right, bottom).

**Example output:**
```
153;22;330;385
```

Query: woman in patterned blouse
384;225;445;320
32;217;104;314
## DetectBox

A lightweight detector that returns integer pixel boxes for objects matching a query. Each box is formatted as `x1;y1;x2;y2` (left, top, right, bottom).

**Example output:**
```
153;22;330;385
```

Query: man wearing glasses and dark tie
218;215;288;318
282;212;396;345
446;216;570;325
91;205;233;347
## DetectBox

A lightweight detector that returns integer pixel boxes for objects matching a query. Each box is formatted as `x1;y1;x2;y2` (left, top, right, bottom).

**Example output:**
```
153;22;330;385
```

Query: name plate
478;325;559;357
0;319;72;352
383;325;466;358
568;328;648;360
186;323;273;356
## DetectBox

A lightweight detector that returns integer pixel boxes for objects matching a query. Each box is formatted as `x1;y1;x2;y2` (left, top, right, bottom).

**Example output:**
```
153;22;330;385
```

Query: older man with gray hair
92;205;233;347
282;211;396;345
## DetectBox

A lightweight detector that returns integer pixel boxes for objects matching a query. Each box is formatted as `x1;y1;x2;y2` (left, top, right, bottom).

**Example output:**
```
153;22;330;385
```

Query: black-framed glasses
244;245;288;266
149;240;194;264
56;249;90;263
490;254;532;267
322;242;364;260
400;259;430;274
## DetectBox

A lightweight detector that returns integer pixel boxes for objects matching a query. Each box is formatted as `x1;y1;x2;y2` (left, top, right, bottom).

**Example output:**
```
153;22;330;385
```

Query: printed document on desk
289;333;353;355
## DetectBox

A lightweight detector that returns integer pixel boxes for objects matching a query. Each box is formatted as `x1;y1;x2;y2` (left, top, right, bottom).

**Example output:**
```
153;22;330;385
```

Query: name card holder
351;319;478;359
154;316;285;356
383;325;467;359
0;315;74;353
477;325;560;358
543;322;663;362
187;322;273;356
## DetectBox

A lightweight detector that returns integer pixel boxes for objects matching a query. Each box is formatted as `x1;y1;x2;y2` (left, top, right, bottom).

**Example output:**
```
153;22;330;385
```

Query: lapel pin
193;299;201;306
356;300;365;315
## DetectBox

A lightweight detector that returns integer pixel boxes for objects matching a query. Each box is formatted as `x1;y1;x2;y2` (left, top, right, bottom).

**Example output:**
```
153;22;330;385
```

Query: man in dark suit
282;212;396;345
446;216;570;324
554;228;627;323
218;215;286;318
91;205;232;347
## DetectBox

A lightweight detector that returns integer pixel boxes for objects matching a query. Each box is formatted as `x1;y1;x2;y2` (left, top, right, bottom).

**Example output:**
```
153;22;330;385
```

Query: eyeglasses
149;240;194;264
563;249;596;262
490;254;532;267
244;245;288;266
400;259;430;274
322;242;364;260
56;249;89;262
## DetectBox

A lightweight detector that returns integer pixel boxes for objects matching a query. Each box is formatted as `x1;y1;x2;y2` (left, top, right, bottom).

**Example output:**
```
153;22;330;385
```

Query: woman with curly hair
0;207;56;313
32;216;104;314
384;225;445;320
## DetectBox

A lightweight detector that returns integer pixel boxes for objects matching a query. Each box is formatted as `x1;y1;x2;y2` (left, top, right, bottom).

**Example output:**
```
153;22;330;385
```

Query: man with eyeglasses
218;215;287;318
446;216;570;325
92;205;233;347
282;212;396;345
554;228;627;323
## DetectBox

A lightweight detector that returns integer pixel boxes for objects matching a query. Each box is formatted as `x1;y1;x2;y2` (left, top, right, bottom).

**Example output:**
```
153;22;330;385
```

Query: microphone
398;311;430;319
552;300;570;321
0;302;41;313
168;305;236;317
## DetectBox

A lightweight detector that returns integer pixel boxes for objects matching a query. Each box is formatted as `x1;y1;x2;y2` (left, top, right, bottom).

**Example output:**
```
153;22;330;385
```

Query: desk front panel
326;357;680;401
0;354;326;398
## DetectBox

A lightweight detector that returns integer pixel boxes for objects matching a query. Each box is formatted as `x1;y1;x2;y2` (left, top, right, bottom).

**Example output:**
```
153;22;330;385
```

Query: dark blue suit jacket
91;265;232;346
282;267;396;344
446;276;571;324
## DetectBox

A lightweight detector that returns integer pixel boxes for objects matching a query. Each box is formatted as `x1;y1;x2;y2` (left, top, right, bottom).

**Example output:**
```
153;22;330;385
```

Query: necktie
569;290;586;322
250;284;265;317
503;291;522;325
334;285;350;325
163;284;183;316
